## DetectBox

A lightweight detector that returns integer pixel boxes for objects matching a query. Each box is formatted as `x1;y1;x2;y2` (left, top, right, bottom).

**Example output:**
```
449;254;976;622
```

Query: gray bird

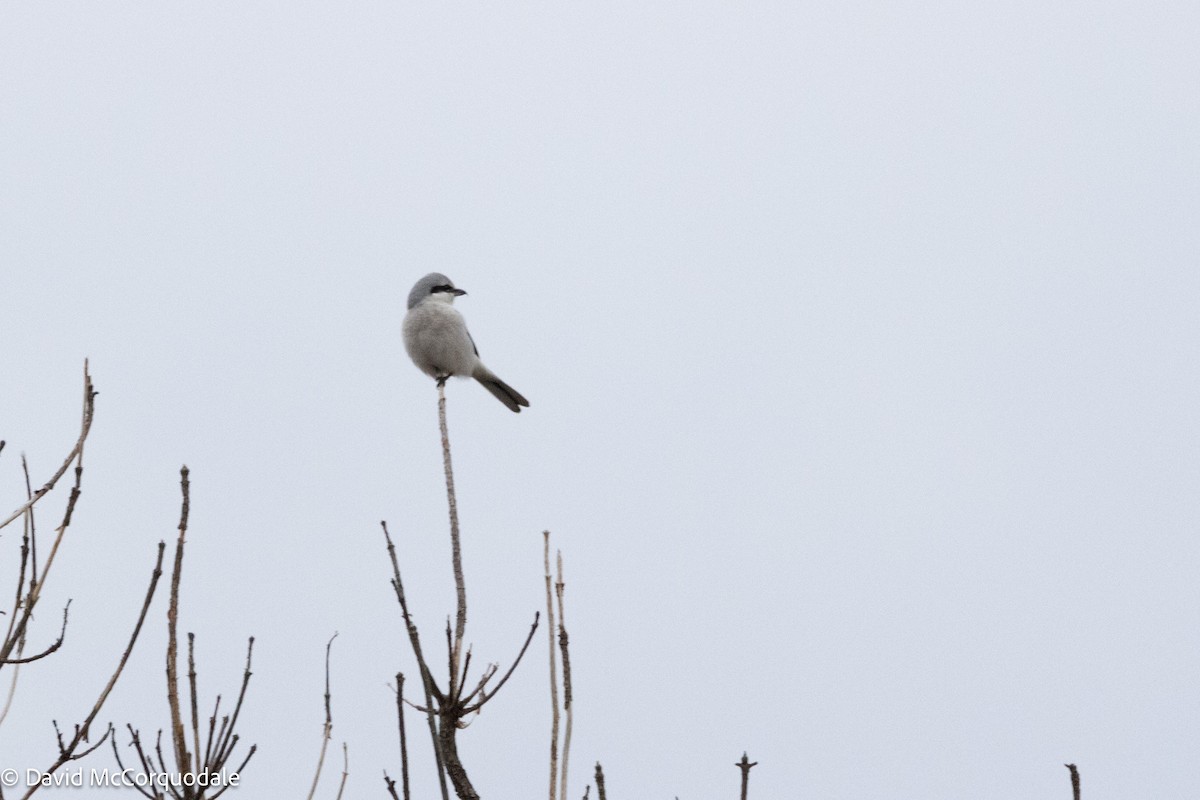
402;273;530;412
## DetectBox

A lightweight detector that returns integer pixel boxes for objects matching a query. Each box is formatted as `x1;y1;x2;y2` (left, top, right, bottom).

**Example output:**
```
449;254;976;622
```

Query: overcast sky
2;2;1198;798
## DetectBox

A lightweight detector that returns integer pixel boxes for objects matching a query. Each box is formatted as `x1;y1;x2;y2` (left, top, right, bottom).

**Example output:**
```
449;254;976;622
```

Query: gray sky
2;2;1198;798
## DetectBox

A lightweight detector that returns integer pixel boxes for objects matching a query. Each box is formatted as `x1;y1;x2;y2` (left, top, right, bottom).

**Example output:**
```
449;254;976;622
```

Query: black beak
451;288;467;296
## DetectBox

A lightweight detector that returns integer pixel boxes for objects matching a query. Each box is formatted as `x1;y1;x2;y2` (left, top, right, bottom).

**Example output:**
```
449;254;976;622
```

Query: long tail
473;366;530;413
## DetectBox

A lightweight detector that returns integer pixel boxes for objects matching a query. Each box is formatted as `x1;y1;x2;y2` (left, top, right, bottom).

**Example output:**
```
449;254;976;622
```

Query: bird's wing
466;327;480;356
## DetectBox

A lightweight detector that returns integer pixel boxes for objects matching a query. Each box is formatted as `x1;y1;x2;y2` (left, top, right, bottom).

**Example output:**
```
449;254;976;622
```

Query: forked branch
115;468;257;799
379;385;540;798
22;541;166;798
0;364;96;533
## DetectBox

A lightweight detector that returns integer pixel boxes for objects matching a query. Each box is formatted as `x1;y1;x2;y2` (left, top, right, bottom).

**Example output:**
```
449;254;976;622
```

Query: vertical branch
334;743;349;800
0;458;36;725
305;633;338;800
0;365;94;668
380;522;448;800
166;467;192;777
436;711;479;800
383;383;538;799
0;362;95;534
1065;763;1081;800
555;551;573;800
2;470;30;651
187;634;201;776
543;532;560;800
423;680;450;800
395;673;411;800
21;542;166;799
437;381;467;693
23;454;39;595
736;753;757;800
593;763;606;800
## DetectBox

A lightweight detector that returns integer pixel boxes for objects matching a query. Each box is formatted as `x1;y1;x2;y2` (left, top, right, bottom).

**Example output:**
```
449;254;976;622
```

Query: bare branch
0;364;95;533
422;678;450;800
121;491;257;799
166;466;192;777
188;633;202;777
210;638;255;771
21;541;166;798
395;673;411;800
0;448;88;666
1065;763;1081;800
556;550;573;800
544;532;560;800
0;458;38;724
202;695;221;772
436;381;467;693
110;725;158;800
378;388;542;799
208;743;256;800
381;522;445;706
2;601;70;664
736;752;758;800
461;613;539;715
305;633;338;800
334;743;349;800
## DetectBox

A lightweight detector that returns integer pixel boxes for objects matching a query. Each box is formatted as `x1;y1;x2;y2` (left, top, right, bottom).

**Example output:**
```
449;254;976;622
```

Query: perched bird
402;273;530;413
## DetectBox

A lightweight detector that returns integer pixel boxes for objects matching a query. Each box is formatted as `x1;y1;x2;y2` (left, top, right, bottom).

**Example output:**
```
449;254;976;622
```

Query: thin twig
166;466;192;776
544;532;560;800
110;725;156;800
209;742;256;800
0;453;87;665
594;763;606;800
423;676;450;800
381;523;444;704
209;743;256;800
25;454;39;602
0;364;95;533
461;614;539;714
556;551;573;800
188;635;206;785
2;601;70;664
202;695;221;776
736;752;758;800
396;673;411;800
22;541;166;798
1065;763;1081;800
211;638;255;771
1;459;32;652
334;742;349;800
437;381;467;694
306;633;339;800
381;521;448;800
0;459;35;720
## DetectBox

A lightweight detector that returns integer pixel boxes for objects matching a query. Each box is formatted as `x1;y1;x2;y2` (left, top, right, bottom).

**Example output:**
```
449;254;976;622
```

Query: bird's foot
436;374;449;387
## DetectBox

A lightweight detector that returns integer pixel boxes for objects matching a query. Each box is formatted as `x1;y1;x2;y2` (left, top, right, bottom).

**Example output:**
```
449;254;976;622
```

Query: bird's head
408;272;467;309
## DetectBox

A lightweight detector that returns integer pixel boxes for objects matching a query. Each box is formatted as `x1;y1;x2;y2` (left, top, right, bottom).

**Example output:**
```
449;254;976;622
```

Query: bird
402;273;530;413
